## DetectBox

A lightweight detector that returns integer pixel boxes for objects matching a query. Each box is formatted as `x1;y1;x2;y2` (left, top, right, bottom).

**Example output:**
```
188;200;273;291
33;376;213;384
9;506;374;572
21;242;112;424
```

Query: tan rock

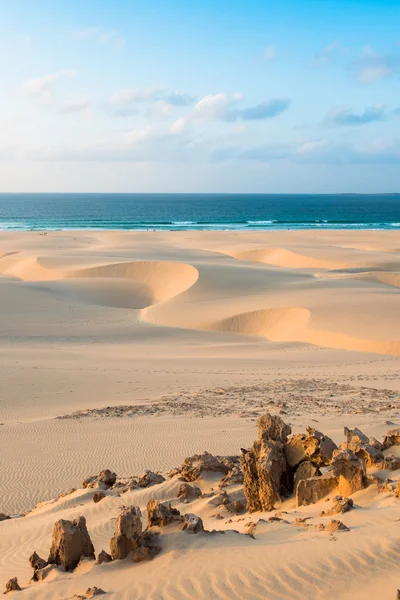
93;492;106;503
48;516;95;571
330;449;366;496
181;513;204;533
177;483;202;501
29;551;47;571
96;550;112;564
4;578;21;593
294;461;321;489
146;499;181;527
325;519;350;532
382;455;400;471
74;587;106;599
0;513;11;522
178;452;240;482
296;473;338;506
98;469;116;487
137;470;165;488
285;427;337;468
382;428;400;450
241;414;290;513
320;496;354;516
110;506;142;560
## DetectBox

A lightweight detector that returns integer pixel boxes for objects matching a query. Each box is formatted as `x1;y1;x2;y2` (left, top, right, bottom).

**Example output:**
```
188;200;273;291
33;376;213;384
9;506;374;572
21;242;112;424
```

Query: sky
1;0;400;193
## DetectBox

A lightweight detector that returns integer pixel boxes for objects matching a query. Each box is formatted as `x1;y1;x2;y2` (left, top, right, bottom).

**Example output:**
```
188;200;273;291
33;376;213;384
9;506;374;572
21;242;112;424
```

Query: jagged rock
48;516;95;571
382;455;400;471
257;414;292;443
208;491;232;506
146;499;181;527
219;465;244;487
4;578;21;593
241;414;289;513
344;427;370;445
226;500;245;514
325;519;350;532
177;482;202;501
382;428;400;450
285;427;337;468
98;470;117;487
178;452;240;482
330;449;366;496
296;473;338;507
141;529;161;559
0;513;11;522
181;513;204;533
97;550;112;564
110;506;142;560
93;492;106;503
294;461;321;488
29;551;47;571
34;564;57;582
82;475;97;488
320;496;354;516
74;588;106;599
137;470;165;488
131;546;154;563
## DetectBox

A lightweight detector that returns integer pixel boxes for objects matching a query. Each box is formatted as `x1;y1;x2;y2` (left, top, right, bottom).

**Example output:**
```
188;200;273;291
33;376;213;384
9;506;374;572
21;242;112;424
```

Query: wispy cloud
325;104;386;126
311;41;340;67
57;100;91;115
193;93;290;122
110;87;160;105
23;69;77;100
351;47;400;82
109;87;196;117
73;27;124;47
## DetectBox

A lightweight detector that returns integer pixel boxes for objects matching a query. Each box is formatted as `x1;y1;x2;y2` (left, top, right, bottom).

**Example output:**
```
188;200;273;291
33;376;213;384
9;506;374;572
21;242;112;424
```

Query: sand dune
217;247;350;269
316;269;400;289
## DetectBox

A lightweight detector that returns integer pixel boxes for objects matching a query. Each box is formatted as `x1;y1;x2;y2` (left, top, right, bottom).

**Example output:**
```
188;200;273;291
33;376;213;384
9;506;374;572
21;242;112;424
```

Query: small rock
48;516;95;571
181;513;204;533
0;514;11;523
74;587;106;599
320;496;354;516
325;519;350;532
137;470;165;488
296;473;338;507
110;506;142;560
93;492;106;504
177;483;201;501
146;499;181;527
382;428;400;450
98;470;116;487
97;550;112;564
4;578;21;593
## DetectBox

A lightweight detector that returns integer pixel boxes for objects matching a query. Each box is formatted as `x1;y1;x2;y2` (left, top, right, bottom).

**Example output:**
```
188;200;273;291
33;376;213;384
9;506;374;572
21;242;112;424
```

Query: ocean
0;193;399;231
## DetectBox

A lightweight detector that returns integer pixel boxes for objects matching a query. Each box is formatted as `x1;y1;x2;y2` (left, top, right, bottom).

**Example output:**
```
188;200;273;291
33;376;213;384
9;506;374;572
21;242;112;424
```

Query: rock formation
177;482;202;501
241;414;291;512
48;516;95;571
382;428;400;450
285;427;337;468
330;449;366;496
296;473;338;506
137;470;165;487
4;578;21;593
110;506;143;560
181;513;204;533
146;499;181;527
97;550;112;564
174;452;240;482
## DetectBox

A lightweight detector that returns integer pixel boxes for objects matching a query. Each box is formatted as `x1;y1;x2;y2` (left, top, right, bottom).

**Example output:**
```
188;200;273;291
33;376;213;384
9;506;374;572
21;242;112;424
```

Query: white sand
0;230;400;598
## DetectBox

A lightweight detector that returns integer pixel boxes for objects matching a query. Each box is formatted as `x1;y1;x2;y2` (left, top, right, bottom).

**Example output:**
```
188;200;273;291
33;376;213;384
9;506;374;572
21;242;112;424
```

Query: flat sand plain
0;229;399;599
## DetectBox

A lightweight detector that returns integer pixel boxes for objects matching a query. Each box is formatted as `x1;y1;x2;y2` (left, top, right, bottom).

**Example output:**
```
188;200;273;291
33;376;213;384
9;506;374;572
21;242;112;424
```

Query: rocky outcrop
137;470;165;488
285;427;337;468
29;551;48;581
181;513;204;533
383;455;400;471
294;461;321;489
110;506;143;560
296;473;338;506
341;427;383;467
241;414;290;512
176;452;240;482
330;449;366;496
48;516;95;571
98;470;116;487
146;499;181;527
4;578;21;593
382;428;400;450
177;483;202;501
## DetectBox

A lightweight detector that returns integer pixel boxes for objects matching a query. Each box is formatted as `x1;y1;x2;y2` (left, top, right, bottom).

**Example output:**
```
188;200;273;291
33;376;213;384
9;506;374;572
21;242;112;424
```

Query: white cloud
169;117;187;134
193;93;242;121
263;46;276;61
23;69;77;100
110;87;160;106
73;27;124;47
57;100;91;115
311;41;340;67
352;47;400;83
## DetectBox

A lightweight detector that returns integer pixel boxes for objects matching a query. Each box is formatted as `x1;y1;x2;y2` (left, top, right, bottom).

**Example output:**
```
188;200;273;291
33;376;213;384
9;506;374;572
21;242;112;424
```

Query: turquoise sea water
0;193;399;231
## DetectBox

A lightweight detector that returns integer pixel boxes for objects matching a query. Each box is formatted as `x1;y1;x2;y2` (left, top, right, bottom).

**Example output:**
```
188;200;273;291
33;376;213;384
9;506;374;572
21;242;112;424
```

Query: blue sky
1;0;400;192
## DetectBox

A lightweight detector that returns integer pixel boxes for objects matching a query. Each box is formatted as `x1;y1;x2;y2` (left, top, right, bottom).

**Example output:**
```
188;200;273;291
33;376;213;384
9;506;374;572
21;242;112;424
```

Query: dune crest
217;247;350;269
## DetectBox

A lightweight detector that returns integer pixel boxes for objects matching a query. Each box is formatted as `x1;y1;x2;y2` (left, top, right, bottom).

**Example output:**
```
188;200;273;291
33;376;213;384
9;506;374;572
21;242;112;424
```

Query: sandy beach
1;229;400;599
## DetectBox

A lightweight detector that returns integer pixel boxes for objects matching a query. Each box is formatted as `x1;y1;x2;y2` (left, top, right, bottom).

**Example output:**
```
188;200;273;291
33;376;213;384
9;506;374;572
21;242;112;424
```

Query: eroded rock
382;428;400;450
97;550;112;564
296;473;338;507
285;427;337;468
0;513;11;522
4;578;21;593
74;587;106;599
330;449;366;496
146;499;181;527
320;496;354;516
241;414;290;512
137;470;165;488
177;452;240;482
294;461;321;489
93;492;106;504
110;506;142;560
177;483;202;501
48;516;95;571
181;513;204;533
